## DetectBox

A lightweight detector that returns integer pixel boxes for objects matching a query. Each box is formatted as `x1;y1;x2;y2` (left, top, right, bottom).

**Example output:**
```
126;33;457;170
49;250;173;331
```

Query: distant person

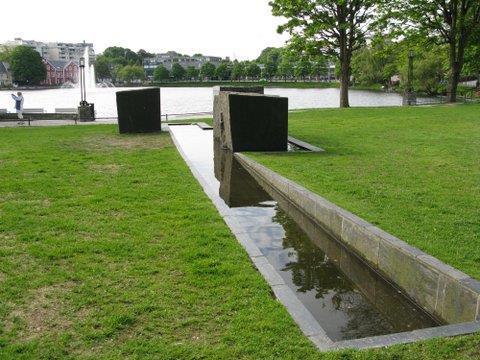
11;92;24;125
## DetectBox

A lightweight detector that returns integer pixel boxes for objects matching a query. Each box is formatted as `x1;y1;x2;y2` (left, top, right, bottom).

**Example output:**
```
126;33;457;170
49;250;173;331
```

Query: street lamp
407;50;414;93
403;50;417;106
77;56;95;121
79;57;87;105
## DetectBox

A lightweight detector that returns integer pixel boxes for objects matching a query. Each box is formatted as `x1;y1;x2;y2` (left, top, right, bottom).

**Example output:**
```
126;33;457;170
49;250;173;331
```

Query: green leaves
10;46;47;85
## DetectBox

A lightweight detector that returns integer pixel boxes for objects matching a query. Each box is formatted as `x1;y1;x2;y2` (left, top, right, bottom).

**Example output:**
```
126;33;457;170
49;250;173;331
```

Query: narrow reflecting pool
171;125;439;342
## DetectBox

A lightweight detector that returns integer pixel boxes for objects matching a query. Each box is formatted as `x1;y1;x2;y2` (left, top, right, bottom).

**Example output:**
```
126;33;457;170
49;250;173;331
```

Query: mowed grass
0;125;318;359
0;124;479;359
249;104;480;279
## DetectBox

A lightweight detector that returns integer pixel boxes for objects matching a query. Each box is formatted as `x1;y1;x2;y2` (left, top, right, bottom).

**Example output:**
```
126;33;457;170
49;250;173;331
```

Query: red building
43;59;79;85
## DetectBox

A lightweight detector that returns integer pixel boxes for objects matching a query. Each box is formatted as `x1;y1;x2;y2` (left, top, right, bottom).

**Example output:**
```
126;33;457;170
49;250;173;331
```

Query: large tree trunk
447;43;461;103
447;59;461;103
339;60;350;108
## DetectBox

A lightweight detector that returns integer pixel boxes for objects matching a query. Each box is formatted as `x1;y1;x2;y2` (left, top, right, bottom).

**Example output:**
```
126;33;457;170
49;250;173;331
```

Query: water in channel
170;125;439;341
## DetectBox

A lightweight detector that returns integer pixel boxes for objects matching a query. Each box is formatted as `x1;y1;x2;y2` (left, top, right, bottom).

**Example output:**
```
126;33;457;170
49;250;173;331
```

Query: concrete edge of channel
234;152;480;350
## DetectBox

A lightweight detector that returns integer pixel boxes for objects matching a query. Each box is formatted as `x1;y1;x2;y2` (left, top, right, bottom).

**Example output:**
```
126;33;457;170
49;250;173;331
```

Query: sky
0;0;289;60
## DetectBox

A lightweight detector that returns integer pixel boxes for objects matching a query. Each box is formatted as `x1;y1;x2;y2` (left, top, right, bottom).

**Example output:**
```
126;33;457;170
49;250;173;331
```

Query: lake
0;87;437;118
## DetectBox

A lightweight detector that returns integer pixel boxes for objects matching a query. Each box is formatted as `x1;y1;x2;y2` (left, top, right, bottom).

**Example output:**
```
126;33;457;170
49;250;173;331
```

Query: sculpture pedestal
116;88;161;134
213;92;288;152
78;103;95;122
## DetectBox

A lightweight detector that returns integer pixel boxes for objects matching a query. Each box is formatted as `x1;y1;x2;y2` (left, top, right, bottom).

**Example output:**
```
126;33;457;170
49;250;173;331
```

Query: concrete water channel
169;124;480;350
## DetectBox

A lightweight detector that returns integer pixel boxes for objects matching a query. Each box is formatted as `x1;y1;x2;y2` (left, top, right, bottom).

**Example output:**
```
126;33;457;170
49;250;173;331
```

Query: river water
0;87;437;118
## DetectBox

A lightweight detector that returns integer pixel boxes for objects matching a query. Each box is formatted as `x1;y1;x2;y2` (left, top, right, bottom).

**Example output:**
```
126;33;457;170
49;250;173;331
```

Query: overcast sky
0;0;289;60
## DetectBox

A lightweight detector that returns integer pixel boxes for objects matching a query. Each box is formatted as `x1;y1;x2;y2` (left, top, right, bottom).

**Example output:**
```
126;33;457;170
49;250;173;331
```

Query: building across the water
42;59;79;86
143;51;225;76
5;38;95;63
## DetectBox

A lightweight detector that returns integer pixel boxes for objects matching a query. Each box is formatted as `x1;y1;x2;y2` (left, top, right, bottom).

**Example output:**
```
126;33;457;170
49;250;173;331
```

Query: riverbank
138;81;339;89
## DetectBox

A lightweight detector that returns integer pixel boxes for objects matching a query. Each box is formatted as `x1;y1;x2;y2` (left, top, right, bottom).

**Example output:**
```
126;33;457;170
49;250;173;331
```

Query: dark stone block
78;103;95;122
213;86;264;95
213;87;265;140
116;88;161;134
214;92;288;152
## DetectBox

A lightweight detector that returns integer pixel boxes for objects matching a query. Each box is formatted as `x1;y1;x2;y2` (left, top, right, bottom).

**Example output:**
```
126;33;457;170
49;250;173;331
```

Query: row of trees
270;0;480;106
95;44;334;84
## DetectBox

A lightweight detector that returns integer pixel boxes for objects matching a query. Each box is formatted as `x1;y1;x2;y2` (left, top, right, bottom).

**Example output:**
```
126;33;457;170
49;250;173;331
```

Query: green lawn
0;124;479;359
249;104;480;279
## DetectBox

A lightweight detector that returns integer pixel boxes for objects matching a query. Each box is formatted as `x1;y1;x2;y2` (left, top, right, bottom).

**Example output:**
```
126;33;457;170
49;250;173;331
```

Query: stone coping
196;122;213;130
235;153;480;327
288;136;325;152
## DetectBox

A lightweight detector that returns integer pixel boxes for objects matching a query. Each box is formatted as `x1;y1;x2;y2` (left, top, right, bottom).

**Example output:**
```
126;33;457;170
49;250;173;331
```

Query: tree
294;57;312;80
263;54;279;79
94;55;112;81
231;61;246;80
0;46;13;62
257;47;282;79
464;28;480;89
270;0;376;107
410;50;447;95
215;62;231;80
277;55;294;80
137;49;155;62
117;65;145;84
103;46;140;65
186;66;199;80
200;62;216;80
10;46;46;85
381;0;480;102
245;62;261;79
153;65;170;81
257;47;283;64
171;63;186;80
310;56;328;80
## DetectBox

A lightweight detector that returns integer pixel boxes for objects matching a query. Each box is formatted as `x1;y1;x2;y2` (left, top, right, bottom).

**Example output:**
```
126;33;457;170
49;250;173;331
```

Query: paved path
0;119;118;128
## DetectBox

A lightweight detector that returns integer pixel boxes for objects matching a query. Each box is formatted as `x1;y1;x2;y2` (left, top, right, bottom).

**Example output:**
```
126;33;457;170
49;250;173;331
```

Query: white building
5;38;95;62
143;52;224;75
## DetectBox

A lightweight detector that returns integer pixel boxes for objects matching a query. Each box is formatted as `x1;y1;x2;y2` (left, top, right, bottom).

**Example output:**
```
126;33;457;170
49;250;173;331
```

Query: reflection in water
214;141;439;341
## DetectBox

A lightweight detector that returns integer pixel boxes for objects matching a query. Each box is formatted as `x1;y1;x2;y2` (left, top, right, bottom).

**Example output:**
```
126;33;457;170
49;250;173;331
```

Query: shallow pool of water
170;125;439;341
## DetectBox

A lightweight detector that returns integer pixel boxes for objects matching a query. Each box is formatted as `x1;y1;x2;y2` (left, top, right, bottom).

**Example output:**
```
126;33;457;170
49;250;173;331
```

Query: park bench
23;108;45;114
55;108;78;114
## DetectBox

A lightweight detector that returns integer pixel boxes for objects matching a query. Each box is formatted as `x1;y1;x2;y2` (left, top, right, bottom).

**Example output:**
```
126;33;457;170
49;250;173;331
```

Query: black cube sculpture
213;87;264;140
116;87;161;134
213;92;288;152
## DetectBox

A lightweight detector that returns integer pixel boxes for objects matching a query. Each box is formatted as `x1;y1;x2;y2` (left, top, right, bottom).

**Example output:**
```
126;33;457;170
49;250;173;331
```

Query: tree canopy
171;63;186;80
200;62;216;79
153;66;170;82
379;0;480;102
117;65;145;84
270;0;377;107
10;45;46;85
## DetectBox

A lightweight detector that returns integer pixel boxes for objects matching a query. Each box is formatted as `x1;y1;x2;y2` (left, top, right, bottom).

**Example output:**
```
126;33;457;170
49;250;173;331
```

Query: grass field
249;104;480;279
0;123;479;359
